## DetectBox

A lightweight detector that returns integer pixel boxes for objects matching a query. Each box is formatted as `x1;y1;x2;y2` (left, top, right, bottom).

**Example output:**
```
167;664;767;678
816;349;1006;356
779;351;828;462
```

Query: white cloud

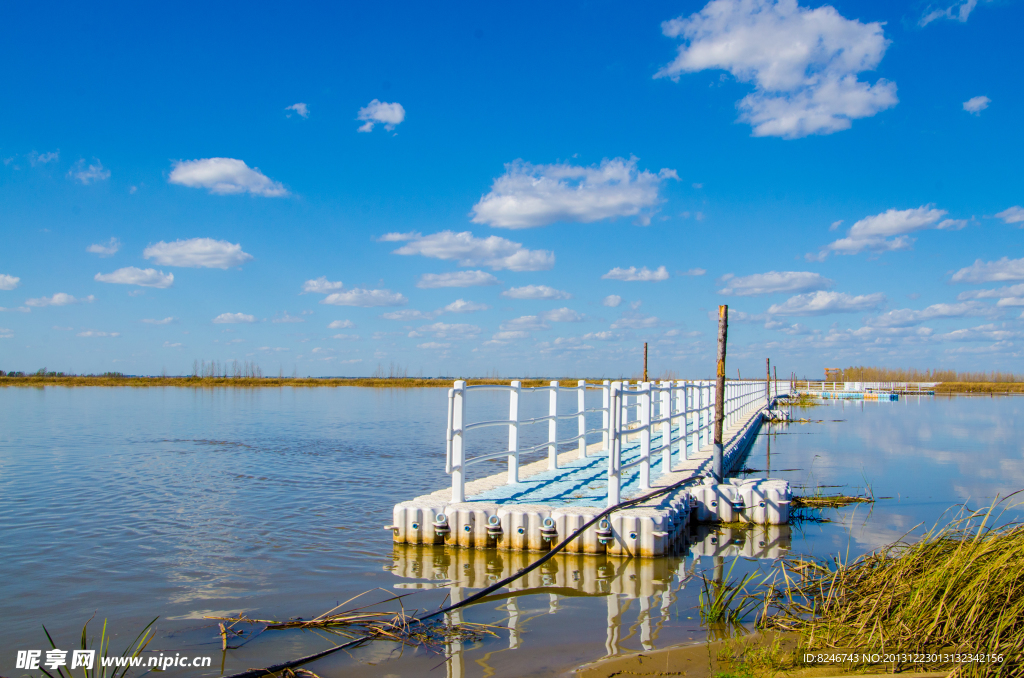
357;99;405;132
332;333;360;340
272;312;304;324
144;238;253;269
322;289;407;307
95;267;174;289
212;313;256;324
542;307;584;322
417;322;481;339
502;285;572;300
417;342;451;350
470;157;678;228
387;231;554;271
718;270;832;296
417;270;501;288
583;330;622;341
656;0;897;139
865;301;993;328
168;158;288;197
0;274;21;291
25;293;95;308
381;310;432;321
920;0;983;26
501;315;549;332
679;268;707;276
328;319;355;329
995;206;1024;225
163;341;183;348
602;266;669;282
443;299;489;313
766;290;886;316
142;317;176;325
603;295;622;307
490;330;530;342
28;150;59;166
818;205;965;257
77;330;119;337
962;95;990;115
302;277;344;293
285;103;309;118
958;284;1024;308
87;238;121;257
538;336;594;353
951;257;1024;284
611;312;661;329
0;328;13;338
69;159;111;184
938;323;1024;342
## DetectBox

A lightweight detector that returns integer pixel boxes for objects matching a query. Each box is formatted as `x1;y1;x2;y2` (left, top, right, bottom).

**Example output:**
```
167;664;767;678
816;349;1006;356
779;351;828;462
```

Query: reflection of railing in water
386;525;791;677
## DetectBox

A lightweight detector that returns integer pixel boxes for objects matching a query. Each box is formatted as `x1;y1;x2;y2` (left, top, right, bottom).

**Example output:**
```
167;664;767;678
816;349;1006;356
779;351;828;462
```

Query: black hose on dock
222;473;701;678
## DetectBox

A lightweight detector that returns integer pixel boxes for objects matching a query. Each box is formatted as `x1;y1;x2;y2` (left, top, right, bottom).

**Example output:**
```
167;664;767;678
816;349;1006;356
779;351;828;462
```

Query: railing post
601;380;610;452
639;383;651;490
452;380;466;503
577;379;587;458
548;380;559;470
508;380;520;484
607;382;621;507
661;382;672;474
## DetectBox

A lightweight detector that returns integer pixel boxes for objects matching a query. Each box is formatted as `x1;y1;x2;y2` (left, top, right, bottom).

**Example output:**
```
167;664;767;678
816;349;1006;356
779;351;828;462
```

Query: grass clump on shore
757;498;1024;675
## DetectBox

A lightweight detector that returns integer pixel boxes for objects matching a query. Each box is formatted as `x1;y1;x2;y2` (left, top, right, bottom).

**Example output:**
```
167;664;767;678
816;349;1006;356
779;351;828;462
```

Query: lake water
2;387;1022;677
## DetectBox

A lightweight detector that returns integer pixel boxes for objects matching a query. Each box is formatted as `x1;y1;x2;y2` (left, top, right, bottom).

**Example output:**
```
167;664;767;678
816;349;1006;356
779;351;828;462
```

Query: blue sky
2;0;1022;378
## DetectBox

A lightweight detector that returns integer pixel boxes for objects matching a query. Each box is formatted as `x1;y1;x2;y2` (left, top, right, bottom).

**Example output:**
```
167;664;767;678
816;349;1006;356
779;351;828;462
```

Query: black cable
222;473;701;678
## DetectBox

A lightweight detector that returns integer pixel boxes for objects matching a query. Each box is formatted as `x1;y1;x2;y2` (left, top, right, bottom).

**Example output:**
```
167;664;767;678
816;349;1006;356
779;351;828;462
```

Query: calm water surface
1;388;1022;676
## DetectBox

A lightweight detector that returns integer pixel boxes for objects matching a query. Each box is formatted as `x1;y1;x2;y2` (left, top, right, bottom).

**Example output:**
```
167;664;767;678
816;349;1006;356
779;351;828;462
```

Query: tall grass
758;498;1024;675
839;365;1024;383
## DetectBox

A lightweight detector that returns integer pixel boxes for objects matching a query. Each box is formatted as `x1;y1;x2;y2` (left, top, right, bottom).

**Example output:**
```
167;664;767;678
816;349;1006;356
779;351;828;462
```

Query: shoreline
2;375;1024;393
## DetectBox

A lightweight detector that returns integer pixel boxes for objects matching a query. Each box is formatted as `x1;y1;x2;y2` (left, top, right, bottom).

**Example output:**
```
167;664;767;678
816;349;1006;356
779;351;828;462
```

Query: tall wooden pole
643;342;648;383
713;305;728;482
766;358;771;408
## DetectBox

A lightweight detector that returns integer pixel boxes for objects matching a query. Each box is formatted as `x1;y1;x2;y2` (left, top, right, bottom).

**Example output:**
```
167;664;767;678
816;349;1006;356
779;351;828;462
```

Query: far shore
2;375;1024;393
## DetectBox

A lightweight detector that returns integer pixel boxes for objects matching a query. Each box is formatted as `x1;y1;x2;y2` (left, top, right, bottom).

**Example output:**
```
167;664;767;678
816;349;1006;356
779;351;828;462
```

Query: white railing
446;379;788;506
793;381;938;393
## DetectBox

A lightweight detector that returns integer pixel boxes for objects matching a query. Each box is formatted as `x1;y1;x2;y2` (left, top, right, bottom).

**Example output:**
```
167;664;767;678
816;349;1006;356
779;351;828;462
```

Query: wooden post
766;358;771;408
713;305;728;482
643;342;648;383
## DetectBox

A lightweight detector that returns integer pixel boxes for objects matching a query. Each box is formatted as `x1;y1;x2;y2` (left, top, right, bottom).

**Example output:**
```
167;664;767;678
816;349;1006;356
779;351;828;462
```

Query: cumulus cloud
502;285;572;300
332;333;360;340
25;293;95;308
679;268;707;276
602;266;669;282
603;295;622;307
766;290;886;316
328;319;355;329
417;270;501;288
938;323;1024;342
489;330;530;342
963;95;990;115
272;312;304;324
212;313;256;324
285;103;309;118
0;327;13;338
443;299;489;313
951;257;1024;284
302;277;344;294
77;330;119;337
0;274;21;291
958;283;1024;307
995;206;1024;225
357;99;405;132
28;150;59;166
381;310;433;321
611;312;661;329
87;238;121;257
142;317;176;325
501;315;549;332
95;267;174;289
817;205;965;258
542;307;584;322
920;0;984;26
583;330;622;341
865;301;993;328
168;158;288;197
470;157;678;228
656;0;897;138
718;270;832;296
322;289;407;307
68;159;111;184
417;322;481;339
417;342;451;350
144;238;253;269
386;231;554;271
